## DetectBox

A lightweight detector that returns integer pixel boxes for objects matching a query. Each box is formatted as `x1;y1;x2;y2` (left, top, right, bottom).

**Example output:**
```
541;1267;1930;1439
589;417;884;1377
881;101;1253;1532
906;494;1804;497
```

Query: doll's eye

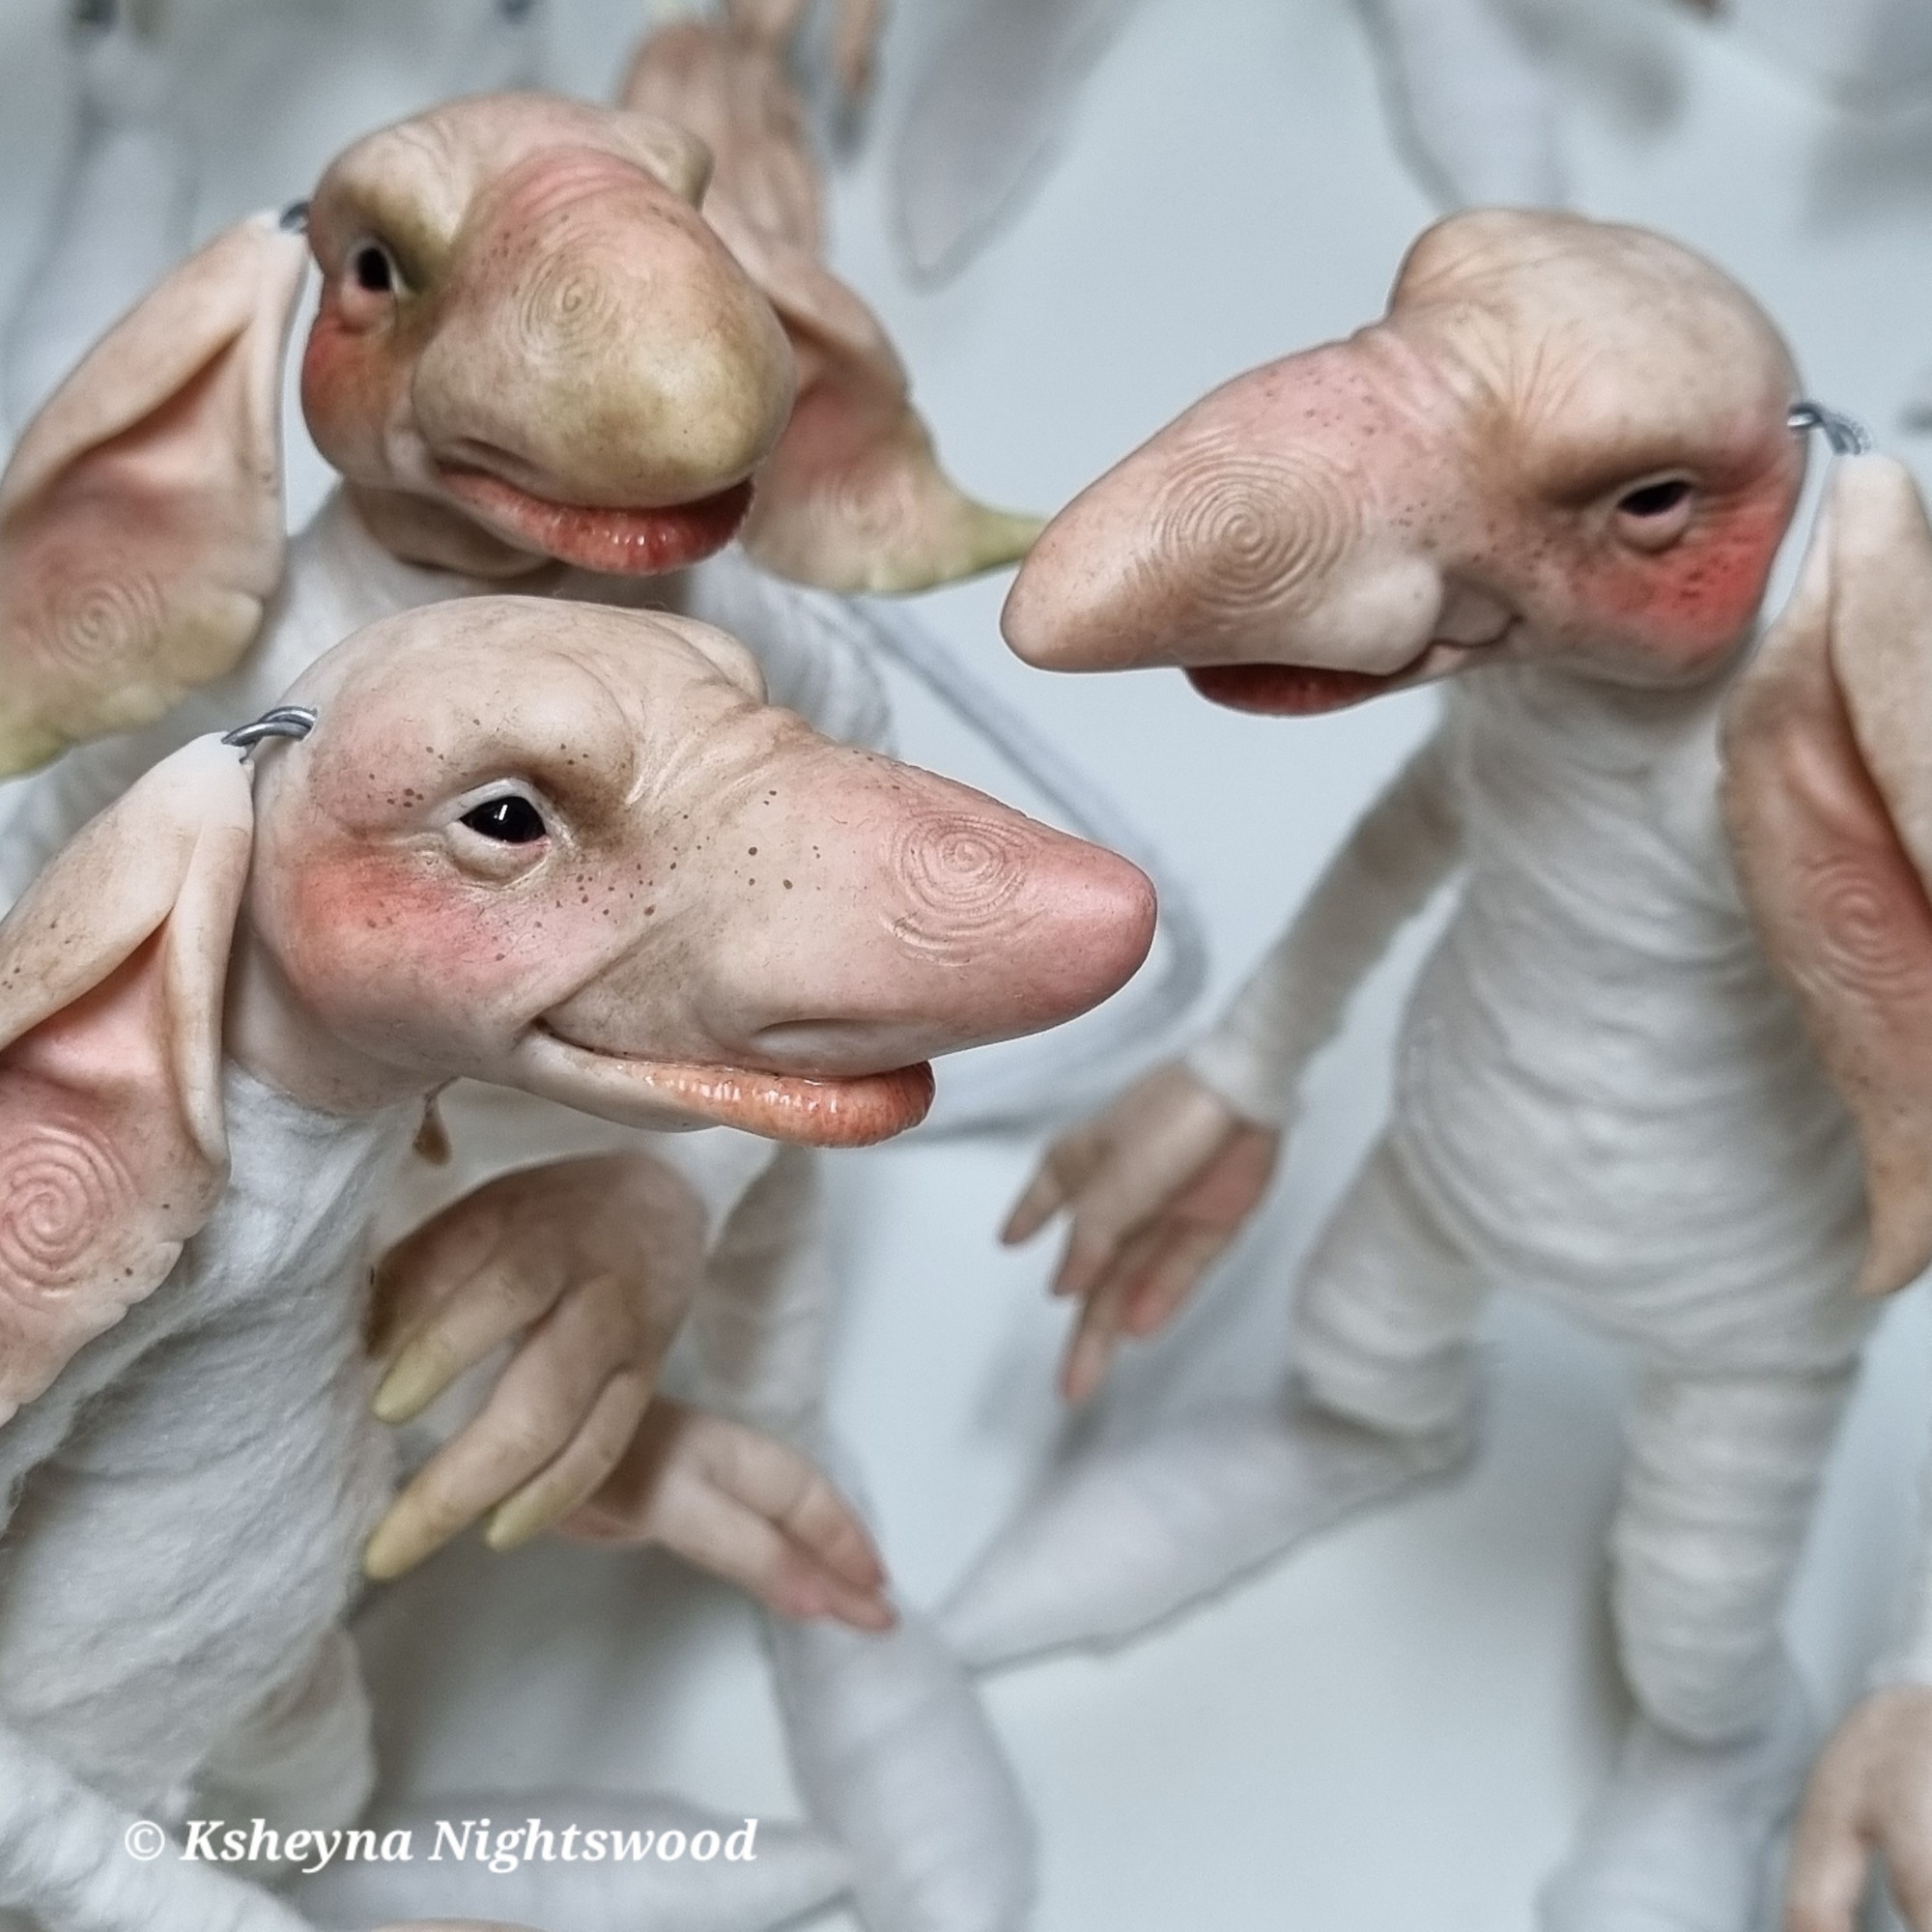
1617;478;1692;519
1610;475;1697;554
460;795;548;844
353;243;397;295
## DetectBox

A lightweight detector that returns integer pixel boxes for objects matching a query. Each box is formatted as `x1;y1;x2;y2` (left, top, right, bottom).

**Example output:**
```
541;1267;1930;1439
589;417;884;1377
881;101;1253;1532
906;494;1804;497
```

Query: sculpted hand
566;1398;895;1632
1002;1062;1281;1404
1787;1686;1932;1932
361;1153;707;1580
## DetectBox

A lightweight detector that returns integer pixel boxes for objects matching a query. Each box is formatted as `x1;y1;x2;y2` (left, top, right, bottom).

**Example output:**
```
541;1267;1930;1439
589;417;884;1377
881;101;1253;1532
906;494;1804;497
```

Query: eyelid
434;778;557;835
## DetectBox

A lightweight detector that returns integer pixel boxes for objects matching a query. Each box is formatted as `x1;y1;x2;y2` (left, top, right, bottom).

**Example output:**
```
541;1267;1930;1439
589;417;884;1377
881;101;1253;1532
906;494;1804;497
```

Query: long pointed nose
710;750;1156;1075
1003;346;1444;680
416;153;796;506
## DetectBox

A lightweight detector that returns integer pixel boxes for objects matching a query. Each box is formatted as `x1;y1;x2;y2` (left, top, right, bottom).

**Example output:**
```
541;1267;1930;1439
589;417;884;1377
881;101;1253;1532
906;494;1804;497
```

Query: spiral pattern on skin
0;1120;135;1304
1799;852;1932;1005
515;246;627;368
888;810;1032;955
1142;439;1358;639
31;571;167;687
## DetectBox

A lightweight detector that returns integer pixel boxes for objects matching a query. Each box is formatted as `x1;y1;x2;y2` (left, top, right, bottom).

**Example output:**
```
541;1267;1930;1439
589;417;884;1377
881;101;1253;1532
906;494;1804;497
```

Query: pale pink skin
0;81;1041;1569
999;208;1808;1398
300;90;1035;595
0;86;1033;782
1721;456;1932;1932
0;599;1153;1608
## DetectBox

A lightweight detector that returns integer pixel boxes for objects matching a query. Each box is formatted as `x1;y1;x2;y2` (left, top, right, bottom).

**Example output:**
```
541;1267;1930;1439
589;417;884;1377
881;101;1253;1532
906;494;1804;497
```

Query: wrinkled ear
0;736;253;1423
1720;455;1932;1296
0;213;306;777
714;210;1042;593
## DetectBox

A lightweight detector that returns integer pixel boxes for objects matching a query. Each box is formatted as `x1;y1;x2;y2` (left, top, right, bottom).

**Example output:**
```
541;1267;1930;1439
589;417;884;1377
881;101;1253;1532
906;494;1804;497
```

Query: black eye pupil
462;796;546;844
353;245;394;294
1618;478;1692;518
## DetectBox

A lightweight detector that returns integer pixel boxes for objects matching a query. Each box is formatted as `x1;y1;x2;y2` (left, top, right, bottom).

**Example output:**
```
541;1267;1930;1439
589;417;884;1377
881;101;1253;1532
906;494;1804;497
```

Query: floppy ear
0;213;306;777
0;735;253;1424
1721;455;1932;1296
712;209;1043;593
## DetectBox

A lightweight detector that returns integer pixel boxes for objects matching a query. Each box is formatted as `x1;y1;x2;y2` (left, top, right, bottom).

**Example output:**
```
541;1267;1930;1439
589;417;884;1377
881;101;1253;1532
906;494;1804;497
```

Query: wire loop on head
1789;401;1874;457
223;706;318;753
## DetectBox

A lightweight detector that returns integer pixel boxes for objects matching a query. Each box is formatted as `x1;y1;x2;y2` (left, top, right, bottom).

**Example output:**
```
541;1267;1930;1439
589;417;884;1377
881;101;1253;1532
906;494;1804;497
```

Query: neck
223;925;430;1119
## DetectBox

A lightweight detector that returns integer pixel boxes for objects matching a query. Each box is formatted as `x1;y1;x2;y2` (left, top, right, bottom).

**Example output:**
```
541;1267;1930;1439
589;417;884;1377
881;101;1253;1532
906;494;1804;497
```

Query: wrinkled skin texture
227;601;1153;1136
0;597;1149;1932
299;93;792;582
1003;208;1805;1368
300;89;1031;595
1785;1686;1932;1932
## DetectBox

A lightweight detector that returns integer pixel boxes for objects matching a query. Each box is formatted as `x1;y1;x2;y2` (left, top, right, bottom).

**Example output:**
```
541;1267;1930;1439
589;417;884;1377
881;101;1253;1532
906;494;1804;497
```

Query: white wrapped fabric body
0;1065;413;1932
0;491;1040;1932
951;661;1876;1750
690;1157;1038;1932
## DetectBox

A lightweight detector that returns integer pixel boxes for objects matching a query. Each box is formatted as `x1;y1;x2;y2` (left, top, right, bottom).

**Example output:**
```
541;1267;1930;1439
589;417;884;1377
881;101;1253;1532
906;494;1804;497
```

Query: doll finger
371;1254;571;1424
696;1420;888;1593
657;1473;893;1629
366;1194;514;1359
1052;1174;1159;1298
1002;1133;1098;1245
364;1278;651;1575
483;1368;655;1552
1121;1223;1231;1337
1059;1276;1133;1404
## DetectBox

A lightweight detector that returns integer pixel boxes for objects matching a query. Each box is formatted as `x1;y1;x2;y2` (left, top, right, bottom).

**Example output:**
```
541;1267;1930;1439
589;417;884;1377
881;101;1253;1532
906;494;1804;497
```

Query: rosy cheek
298;308;392;468
277;855;531;1031
1590;492;1793;668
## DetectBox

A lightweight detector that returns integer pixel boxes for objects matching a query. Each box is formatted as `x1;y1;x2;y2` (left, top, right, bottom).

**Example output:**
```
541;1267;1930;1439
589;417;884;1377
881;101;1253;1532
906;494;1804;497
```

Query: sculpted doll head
1004;209;1805;705
0;92;1036;773
0;596;1154;1420
230;600;1157;1130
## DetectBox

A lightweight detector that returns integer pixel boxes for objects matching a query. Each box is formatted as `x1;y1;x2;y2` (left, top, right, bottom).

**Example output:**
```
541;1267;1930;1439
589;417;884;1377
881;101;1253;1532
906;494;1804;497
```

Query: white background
3;2;1931;1926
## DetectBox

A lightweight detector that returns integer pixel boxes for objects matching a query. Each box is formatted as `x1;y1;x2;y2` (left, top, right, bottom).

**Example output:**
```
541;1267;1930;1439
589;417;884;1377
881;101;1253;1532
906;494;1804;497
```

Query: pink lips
437;467;753;576
625;1059;938;1146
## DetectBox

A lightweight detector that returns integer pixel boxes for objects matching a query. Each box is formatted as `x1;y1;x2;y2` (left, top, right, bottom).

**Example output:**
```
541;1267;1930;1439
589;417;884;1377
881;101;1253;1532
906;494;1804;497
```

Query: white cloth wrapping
0;491;1036;1932
0;1066;413;1932
988;662;1887;1749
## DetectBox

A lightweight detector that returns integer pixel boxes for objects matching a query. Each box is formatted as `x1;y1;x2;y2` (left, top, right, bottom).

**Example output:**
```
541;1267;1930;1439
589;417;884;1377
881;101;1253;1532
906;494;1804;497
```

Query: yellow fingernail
360;1516;420;1581
484;1496;550;1553
371;1348;441;1425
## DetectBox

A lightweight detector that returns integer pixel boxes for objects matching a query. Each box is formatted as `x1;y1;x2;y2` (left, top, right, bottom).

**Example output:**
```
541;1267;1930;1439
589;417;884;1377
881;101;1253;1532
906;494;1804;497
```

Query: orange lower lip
437;467;753;576
629;1059;937;1147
